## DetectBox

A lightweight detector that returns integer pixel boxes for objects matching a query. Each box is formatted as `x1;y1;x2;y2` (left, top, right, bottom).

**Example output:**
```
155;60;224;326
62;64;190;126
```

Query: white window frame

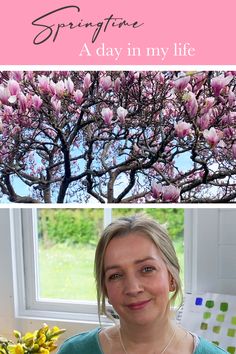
10;207;113;325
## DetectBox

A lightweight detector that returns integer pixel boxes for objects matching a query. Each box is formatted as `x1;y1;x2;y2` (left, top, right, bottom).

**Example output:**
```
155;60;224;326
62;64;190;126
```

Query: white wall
0;209;16;337
185;208;236;295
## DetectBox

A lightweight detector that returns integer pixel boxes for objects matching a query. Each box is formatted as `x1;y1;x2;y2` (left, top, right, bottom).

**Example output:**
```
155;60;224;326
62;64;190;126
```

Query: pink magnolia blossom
18;93;27;112
49;80;56;95
223;127;234;139
11;71;24;81
228;89;235;106
211;74;233;97
83;73;91;91
65;77;74;95
184;92;198;117
197;114;210;130
151;181;162;199
192;72;206;93
100;76;112;91
174;75;190;91
25;71;34;81
51;96;61;114
117;106;128;123
114;78;121;92
151;182;180;202
221;112;236;125
26;93;33;109
74;90;83;104
203;127;221;147
174;121;192;138
54;80;65;97
32;94;43;110
162;185;180;202
0;86;10;104
8;79;21;96
38;75;50;93
101;107;113;125
232;143;236;159
0;117;2;132
155;72;165;84
201;97;215;114
2;106;13;122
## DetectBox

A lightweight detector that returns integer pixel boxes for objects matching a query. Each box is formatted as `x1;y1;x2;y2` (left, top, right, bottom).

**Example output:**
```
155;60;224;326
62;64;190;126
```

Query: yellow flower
37;325;49;339
39;348;49;354
8;344;24;354
32;343;39;351
22;332;35;347
0;324;65;354
37;334;46;346
47;327;66;340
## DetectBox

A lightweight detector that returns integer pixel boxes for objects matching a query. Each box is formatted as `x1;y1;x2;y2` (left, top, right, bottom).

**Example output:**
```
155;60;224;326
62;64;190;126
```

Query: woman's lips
126;299;151;310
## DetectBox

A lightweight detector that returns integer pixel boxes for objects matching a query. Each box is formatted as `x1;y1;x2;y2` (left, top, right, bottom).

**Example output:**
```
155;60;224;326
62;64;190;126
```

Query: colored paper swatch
180;293;236;353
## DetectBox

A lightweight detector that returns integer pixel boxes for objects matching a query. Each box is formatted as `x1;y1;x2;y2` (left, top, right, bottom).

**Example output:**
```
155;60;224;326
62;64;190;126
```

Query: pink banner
1;0;235;64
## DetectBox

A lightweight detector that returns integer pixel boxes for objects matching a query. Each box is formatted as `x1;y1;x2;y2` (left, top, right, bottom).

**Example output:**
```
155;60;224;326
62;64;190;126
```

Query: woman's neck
119;318;175;349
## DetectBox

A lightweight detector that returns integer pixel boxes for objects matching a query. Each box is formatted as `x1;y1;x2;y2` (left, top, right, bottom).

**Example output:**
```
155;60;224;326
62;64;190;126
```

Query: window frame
11;208;113;324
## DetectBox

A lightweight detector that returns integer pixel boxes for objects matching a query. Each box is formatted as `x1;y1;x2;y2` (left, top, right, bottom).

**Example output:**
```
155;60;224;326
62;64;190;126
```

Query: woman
57;214;227;353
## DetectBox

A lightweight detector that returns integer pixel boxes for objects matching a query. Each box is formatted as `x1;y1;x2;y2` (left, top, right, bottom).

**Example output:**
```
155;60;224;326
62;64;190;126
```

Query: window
37;208;105;301
10;207;185;324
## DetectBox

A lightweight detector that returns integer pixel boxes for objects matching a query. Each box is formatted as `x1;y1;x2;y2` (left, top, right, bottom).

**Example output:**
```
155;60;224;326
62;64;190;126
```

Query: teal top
57;327;227;354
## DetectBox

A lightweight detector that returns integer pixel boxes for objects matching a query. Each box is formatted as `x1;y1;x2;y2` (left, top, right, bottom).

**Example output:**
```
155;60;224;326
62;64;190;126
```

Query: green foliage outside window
38;208;184;247
112;208;184;240
38;209;104;246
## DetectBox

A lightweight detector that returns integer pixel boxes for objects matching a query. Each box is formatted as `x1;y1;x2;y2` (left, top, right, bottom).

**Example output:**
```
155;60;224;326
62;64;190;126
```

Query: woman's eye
109;273;122;281
142;266;155;273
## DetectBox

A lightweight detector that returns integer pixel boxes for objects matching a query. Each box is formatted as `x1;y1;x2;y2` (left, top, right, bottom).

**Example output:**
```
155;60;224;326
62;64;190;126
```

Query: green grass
38;243;97;300
38;239;184;301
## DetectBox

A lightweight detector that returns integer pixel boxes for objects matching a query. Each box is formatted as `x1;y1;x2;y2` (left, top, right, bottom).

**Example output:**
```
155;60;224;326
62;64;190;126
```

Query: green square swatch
203;312;211;319
231;316;236;325
220;302;228;312
227;329;236;337
213;326;221;334
227;347;236;354
206;300;214;308
200;322;208;330
216;314;225;322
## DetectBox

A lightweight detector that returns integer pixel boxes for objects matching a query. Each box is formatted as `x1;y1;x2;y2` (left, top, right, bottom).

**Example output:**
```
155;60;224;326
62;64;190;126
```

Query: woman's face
103;232;172;327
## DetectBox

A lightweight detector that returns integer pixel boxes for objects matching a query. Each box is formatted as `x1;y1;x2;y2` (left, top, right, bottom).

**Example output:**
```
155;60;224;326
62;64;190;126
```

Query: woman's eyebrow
134;256;157;264
104;257;157;273
104;264;121;273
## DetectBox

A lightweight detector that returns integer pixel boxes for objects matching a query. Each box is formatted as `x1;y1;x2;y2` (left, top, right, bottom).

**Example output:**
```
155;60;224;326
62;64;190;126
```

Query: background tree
0;70;236;203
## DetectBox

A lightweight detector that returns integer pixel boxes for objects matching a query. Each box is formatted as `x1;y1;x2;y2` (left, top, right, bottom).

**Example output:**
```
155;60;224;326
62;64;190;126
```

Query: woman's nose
124;275;144;296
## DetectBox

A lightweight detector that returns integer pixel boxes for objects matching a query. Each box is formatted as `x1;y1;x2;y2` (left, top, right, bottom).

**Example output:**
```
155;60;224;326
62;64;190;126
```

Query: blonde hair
94;213;182;320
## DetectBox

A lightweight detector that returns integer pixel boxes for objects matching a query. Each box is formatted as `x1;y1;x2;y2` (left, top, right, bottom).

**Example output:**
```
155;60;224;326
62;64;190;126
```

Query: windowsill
15;307;113;328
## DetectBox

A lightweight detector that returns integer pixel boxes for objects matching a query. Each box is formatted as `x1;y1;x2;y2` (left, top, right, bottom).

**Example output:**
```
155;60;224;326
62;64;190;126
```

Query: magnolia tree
0;70;236;203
